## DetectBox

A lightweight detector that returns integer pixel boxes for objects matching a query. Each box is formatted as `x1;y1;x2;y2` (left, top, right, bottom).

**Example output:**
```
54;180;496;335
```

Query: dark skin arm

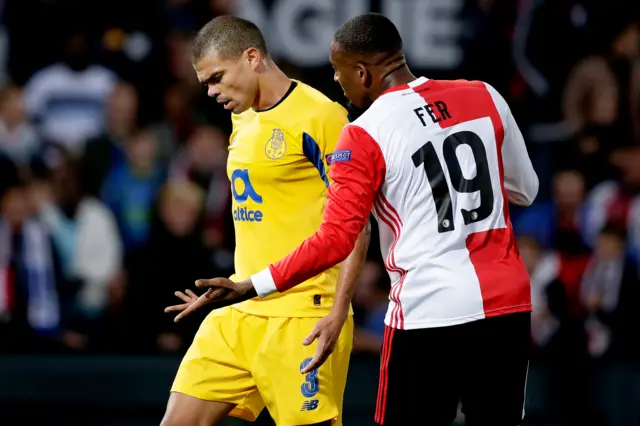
165;221;371;336
300;219;371;373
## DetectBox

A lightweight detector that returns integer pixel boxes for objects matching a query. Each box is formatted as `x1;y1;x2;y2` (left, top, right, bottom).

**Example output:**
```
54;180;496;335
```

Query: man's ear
245;47;263;69
356;63;373;88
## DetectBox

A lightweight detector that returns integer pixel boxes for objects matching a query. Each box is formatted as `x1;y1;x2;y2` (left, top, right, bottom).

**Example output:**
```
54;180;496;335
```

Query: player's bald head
332;13;403;61
192;15;269;61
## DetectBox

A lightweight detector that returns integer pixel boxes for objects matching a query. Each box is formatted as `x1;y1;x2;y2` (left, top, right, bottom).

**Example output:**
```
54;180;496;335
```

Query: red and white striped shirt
252;77;538;329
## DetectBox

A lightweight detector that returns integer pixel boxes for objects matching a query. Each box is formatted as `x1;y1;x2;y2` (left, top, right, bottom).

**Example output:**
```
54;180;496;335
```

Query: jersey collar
380;76;429;96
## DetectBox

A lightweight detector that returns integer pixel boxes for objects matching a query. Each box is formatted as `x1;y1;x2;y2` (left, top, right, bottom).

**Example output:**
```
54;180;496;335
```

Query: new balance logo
300;399;319;411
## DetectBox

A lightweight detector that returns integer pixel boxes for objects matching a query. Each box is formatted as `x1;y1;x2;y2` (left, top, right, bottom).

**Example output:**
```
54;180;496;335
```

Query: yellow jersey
227;80;349;317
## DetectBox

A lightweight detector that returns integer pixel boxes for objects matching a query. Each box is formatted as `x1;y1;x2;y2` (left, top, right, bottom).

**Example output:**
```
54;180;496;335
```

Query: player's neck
378;66;417;97
254;63;293;111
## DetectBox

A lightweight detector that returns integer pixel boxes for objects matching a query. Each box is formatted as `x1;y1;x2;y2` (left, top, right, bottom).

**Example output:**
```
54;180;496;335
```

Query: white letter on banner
272;0;337;67
382;0;462;70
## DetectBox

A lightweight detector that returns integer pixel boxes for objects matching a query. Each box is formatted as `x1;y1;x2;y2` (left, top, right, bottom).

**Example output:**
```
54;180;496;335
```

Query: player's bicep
327;125;386;220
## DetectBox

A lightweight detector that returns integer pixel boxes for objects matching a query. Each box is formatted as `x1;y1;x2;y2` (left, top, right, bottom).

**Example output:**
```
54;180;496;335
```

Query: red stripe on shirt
374;197;407;329
412;80;531;315
373;202;399;327
375;325;395;424
378;193;407;328
372;201;400;324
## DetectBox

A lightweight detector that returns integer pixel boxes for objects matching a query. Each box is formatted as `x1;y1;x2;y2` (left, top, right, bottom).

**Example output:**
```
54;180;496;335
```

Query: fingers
173;303;198;323
173;290;221;322
302;326;321;346
174;296;206;322
175;289;205;303
164;303;189;313
301;347;330;374
195;277;233;289
174;291;192;303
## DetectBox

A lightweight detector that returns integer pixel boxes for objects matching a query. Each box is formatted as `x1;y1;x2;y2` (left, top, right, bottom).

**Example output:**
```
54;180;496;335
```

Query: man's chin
231;103;249;114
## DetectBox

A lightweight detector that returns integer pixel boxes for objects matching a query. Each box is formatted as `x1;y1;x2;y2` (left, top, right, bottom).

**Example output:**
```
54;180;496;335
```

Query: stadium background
1;0;640;425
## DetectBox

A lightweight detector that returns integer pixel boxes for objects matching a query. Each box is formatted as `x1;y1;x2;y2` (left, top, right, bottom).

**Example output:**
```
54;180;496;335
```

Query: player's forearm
251;218;365;296
333;219;371;317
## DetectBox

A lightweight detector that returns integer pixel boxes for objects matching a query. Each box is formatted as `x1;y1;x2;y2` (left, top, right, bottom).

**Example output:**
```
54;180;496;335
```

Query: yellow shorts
171;307;354;426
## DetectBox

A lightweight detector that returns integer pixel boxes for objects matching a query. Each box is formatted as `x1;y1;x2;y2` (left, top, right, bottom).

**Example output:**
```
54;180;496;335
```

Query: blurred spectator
163;0;236;34
0;84;39;166
461;0;516;96
580;223;640;360
166;30;197;86
0;179;59;353
514;0;597;113
518;235;587;360
0;153;20;197
150;83;194;155
164;0;202;34
170;124;231;251
511;0;599;197
583;147;640;264
520;236;560;351
519;232;594;426
81;82;140;197
563;15;640;157
515;169;589;252
101;129;165;253
352;261;388;355
210;0;235;15
122;179;216;353
23;28;118;153
33;155;122;351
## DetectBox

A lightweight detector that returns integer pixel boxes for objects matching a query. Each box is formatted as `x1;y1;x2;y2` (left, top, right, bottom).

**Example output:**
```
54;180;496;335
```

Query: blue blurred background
1;0;640;425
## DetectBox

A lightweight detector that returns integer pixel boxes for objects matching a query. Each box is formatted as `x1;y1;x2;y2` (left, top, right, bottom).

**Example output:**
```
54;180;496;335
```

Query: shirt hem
231;305;354;318
386;304;532;330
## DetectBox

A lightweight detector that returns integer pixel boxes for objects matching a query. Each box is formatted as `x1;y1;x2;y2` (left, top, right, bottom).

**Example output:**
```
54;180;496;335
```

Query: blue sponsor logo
231;169;263;222
326;150;351;165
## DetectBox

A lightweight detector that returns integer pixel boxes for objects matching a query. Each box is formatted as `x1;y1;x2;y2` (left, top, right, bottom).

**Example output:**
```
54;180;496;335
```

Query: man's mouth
218;98;234;110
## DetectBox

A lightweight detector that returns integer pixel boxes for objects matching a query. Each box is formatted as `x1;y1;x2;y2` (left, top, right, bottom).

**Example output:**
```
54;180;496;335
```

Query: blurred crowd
0;0;640;401
0;0;241;355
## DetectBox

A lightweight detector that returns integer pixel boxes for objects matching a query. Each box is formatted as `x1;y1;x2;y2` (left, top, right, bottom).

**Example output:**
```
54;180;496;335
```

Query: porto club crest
265;128;287;160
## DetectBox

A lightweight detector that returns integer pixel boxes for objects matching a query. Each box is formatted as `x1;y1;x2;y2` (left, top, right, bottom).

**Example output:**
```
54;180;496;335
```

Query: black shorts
375;312;531;426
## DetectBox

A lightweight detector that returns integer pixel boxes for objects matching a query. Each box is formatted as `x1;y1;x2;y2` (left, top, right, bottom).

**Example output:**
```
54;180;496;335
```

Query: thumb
302;325;321;346
195;277;231;289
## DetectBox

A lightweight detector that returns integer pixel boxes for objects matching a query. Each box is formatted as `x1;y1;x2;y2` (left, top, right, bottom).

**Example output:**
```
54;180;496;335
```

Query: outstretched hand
164;278;257;322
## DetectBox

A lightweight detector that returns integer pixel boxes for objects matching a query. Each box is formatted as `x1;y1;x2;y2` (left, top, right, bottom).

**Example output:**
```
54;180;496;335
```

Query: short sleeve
312;102;350;184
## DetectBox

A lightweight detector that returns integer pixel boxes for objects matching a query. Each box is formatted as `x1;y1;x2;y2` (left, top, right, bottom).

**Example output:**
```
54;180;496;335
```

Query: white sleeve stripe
251;268;278;298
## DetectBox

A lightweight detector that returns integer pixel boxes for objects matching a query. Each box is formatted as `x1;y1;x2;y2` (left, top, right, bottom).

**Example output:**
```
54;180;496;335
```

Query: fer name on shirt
413;100;452;127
